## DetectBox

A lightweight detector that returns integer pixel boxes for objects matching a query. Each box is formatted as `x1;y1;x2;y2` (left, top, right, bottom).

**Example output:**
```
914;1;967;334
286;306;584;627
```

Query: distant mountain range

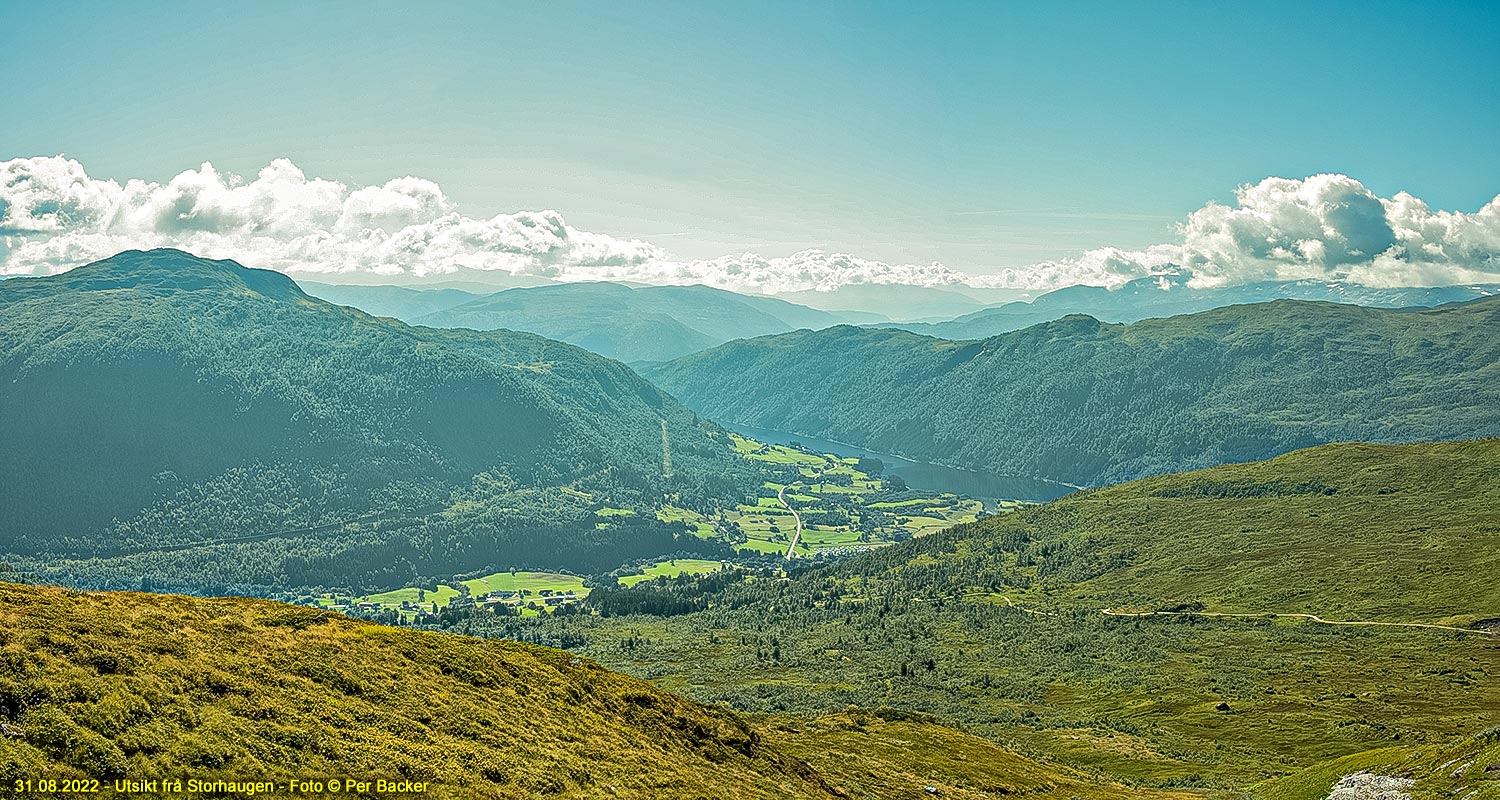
298;281;487;321
0;249;745;591
882;274;1500;339
410;282;882;362
645;296;1500;486
776;283;1001;322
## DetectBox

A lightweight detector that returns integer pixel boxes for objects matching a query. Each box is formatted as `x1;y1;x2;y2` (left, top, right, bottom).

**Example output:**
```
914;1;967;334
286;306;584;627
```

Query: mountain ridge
883;274;1500;339
0;248;745;591
645;295;1500;486
414;280;879;362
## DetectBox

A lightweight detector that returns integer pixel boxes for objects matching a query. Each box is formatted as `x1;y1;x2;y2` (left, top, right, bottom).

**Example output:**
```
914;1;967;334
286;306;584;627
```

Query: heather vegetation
0;583;1202;799
460;440;1500;794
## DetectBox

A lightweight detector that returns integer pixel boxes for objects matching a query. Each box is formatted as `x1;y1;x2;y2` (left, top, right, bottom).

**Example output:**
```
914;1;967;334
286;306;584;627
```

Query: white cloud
0;156;663;279
976;174;1500;292
2;157;1497;293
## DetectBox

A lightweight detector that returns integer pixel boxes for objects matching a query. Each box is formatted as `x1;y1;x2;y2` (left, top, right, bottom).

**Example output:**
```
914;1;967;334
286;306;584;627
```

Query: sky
1;0;1497;293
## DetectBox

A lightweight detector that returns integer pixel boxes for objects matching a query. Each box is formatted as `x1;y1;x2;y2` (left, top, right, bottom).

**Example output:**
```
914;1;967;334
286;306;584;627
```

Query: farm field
662;436;989;559
619;558;730;587
460;570;590;601
310;571;594;621
309;433;1010;625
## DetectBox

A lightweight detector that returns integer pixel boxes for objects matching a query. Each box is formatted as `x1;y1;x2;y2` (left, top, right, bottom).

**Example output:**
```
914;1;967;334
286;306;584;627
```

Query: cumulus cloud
0;156;664;279
2;156;1496;293
976;174;1500;292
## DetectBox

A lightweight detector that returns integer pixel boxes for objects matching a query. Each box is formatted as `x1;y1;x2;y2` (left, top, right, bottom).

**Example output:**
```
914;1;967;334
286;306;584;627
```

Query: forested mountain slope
417;281;871;362
886;275;1500;340
647;297;1500;486
0;249;744;590
465;440;1500;794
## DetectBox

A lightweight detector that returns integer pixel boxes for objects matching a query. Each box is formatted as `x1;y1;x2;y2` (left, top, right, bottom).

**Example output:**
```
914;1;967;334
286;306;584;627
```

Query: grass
760;712;1205;800
460;571;588;600
475;439;1500;794
1251;727;1500;799
710;438;992;559
360;583;461;608
0;583;848;799
619;559;729;587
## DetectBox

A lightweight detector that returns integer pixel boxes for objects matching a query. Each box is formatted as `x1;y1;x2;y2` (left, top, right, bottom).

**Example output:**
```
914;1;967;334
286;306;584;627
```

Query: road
777;484;805;560
1099;607;1494;636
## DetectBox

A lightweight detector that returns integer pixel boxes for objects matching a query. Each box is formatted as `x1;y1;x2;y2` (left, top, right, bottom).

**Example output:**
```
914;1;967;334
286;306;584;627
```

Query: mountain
467;439;1500;794
644;297;1500;486
297;282;484;322
0;581;1201;799
417;281;876;362
286;265;554;293
0;249;746;592
887;275;1500;339
777;284;989;322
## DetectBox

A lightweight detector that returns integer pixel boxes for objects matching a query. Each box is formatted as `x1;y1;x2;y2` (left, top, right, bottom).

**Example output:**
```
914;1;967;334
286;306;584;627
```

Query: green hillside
0;249;747;593
1252;727;1500;800
417;281;866;362
0;583;839;799
646;297;1500;486
0;582;1199;799
462;440;1500;791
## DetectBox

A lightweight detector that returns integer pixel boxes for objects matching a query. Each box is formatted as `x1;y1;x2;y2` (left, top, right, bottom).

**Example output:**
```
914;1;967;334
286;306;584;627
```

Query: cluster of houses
305;584;587;623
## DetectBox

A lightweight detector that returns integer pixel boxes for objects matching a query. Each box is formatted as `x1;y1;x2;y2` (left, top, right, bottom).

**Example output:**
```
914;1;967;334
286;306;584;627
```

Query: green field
360;583;462;608
461;570;589;601
715;436;985;558
619;559;730;587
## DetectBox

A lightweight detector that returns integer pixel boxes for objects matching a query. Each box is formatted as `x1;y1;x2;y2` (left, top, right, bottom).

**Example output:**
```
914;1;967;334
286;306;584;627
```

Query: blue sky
1;0;1497;285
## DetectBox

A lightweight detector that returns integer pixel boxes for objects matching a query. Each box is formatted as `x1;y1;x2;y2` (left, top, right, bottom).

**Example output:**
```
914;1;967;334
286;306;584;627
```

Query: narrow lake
726;423;1075;505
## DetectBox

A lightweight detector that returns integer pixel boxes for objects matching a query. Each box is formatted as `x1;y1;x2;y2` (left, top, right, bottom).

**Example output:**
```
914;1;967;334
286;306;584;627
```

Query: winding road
1098;607;1494;636
777;484;805;560
913;593;1497;638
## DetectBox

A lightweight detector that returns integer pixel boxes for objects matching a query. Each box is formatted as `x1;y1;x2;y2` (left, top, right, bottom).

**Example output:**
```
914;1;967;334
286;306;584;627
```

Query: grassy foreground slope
464;440;1500;790
0;583;837;799
1252;727;1500;800
646;297;1500;486
0;584;1189;800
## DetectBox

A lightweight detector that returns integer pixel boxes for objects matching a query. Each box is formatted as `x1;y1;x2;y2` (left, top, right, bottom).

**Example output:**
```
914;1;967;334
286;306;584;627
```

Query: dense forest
0;249;752;591
647;297;1500;486
460;439;1500;793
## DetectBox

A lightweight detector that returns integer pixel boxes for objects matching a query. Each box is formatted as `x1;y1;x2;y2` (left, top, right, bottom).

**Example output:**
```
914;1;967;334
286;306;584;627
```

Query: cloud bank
2;156;1496;293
